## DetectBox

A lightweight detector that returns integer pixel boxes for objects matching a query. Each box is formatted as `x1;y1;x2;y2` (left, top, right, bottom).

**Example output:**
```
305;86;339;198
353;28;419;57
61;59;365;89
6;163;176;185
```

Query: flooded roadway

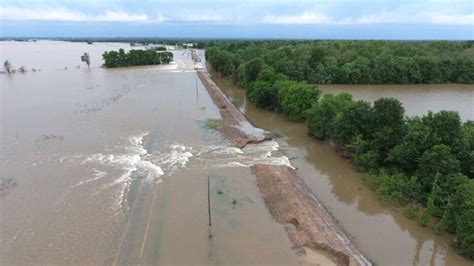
0;41;308;265
210;70;474;266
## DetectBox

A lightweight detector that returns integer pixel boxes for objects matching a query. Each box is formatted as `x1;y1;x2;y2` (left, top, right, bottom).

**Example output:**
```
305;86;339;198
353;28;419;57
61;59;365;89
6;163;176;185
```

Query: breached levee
197;71;271;149
197;69;371;266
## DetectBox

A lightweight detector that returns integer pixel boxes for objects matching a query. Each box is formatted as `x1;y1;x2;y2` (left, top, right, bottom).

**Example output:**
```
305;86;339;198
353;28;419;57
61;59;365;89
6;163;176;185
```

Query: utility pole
208;176;212;226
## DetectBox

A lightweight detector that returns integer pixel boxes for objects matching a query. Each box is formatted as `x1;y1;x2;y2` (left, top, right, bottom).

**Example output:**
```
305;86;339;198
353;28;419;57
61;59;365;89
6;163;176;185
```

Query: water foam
71;168;107;188
67;132;197;211
151;144;193;174
69;132;164;210
62;132;292;213
196;140;294;169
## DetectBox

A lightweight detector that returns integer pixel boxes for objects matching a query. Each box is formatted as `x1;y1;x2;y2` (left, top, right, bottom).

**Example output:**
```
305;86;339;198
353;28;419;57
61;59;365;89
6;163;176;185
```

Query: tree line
206;40;474;259
206;40;474;84
102;48;173;68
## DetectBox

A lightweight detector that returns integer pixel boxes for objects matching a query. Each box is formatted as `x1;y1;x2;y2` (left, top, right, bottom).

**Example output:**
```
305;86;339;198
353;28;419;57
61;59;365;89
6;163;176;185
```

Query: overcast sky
1;0;473;39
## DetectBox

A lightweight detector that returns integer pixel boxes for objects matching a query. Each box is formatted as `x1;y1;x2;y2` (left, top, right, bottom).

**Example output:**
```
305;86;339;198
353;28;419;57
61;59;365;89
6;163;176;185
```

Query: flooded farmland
0;41;305;265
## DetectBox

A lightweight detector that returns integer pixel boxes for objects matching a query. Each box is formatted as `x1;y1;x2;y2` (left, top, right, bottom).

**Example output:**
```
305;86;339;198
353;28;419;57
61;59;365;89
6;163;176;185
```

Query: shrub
353;150;379;171
404;205;419;219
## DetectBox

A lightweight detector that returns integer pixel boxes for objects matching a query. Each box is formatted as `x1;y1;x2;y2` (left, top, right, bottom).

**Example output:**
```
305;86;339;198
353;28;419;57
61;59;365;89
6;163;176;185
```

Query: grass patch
404;204;419;219
203;119;219;130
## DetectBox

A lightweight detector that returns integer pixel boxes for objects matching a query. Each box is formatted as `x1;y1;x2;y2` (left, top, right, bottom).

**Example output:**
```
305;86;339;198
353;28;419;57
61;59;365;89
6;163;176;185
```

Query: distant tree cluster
150;46;167;51
206;40;474;84
102;48;173;68
206;40;474;258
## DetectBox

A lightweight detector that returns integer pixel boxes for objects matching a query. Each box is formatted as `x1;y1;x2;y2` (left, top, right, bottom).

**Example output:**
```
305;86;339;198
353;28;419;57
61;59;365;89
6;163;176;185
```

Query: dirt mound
252;164;370;266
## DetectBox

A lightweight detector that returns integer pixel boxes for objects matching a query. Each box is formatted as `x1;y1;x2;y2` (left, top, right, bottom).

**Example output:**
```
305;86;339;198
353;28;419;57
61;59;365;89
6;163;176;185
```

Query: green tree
458;121;474;178
238;58;264;87
279;81;320;121
369;97;406;166
333;100;373;147
307;93;353;140
428;111;463;149
452;180;474;258
418;145;461;200
247;81;281;111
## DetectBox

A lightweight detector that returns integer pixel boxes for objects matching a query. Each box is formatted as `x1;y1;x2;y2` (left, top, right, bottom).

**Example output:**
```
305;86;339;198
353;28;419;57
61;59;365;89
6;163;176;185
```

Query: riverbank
197;70;371;266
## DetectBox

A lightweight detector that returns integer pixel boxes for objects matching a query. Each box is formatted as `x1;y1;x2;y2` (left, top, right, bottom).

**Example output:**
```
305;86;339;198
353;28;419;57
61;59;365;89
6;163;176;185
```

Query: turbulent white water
71;168;107;188
67;132;292;183
61;132;293;212
197;140;294;169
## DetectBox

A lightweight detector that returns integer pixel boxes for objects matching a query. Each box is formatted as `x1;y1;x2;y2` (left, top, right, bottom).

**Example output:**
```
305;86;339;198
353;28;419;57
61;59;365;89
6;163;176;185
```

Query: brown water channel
210;70;474;266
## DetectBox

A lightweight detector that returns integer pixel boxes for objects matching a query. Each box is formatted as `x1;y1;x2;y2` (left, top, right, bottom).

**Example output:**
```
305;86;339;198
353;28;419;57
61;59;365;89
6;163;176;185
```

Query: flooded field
211;70;474;266
0;41;304;264
319;84;473;121
0;40;141;71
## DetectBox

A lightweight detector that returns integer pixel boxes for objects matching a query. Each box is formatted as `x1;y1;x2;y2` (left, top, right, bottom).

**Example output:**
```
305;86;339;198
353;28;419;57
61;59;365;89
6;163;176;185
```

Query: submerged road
109;50;304;265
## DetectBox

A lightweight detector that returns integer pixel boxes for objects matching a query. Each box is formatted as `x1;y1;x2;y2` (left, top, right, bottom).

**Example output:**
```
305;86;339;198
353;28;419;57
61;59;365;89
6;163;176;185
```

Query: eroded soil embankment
197;70;371;266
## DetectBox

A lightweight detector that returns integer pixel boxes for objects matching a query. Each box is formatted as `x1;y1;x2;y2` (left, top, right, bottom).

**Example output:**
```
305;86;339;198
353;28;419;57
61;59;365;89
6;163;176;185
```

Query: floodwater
319;84;474;121
210;70;474;265
0;40;141;71
0;41;309;265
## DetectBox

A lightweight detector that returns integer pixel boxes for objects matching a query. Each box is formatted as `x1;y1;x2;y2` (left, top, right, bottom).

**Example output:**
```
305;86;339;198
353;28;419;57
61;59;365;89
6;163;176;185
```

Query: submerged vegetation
102;48;173;68
203;119;220;130
80;52;90;69
206;40;474;259
3;60;12;74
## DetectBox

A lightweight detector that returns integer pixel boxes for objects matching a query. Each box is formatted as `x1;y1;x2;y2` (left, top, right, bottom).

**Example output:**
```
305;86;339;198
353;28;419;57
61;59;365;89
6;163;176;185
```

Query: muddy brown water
1;40;472;266
210;69;474;266
1;41;319;265
319;84;474;121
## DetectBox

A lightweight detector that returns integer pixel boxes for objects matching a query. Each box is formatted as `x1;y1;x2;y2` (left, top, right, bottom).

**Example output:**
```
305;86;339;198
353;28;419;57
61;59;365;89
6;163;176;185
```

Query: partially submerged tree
3;60;12;74
102;49;173;68
81;52;90;69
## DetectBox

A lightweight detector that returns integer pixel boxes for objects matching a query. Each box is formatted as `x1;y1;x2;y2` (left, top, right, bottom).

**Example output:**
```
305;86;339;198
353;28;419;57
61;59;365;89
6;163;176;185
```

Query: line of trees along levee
205;40;474;259
102;48;173;68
